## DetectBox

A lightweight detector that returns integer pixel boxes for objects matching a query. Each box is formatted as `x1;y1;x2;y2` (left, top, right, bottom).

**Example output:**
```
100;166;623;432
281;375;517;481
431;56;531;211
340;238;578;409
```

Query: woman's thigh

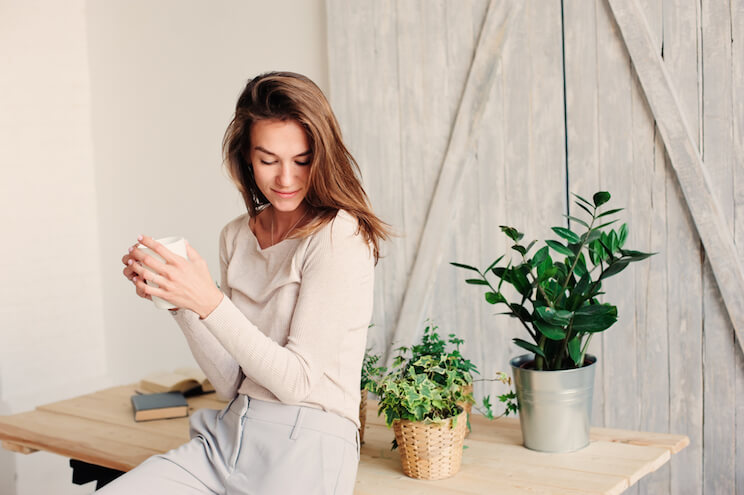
95;409;227;495
227;417;359;495
93;440;219;495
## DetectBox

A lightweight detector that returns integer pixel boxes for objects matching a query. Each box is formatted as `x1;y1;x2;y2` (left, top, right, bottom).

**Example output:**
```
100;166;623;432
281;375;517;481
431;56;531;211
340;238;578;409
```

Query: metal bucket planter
510;353;597;453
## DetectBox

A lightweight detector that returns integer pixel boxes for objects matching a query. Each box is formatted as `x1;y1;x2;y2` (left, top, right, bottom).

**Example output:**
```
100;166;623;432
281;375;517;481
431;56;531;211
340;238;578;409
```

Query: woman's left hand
127;235;224;318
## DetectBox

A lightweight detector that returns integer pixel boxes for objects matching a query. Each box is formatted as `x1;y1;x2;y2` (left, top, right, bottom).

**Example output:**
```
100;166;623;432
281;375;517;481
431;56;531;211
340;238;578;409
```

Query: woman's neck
266;204;309;244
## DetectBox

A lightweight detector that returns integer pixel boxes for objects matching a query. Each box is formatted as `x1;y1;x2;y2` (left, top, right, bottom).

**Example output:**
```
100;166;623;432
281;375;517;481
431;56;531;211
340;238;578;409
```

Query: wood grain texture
734;1;744;492
388;0;518;363
325;0;743;491
563;0;606;427
629;2;670;494
326;0;405;356
606;0;744;354
0;389;687;494
700;1;736;494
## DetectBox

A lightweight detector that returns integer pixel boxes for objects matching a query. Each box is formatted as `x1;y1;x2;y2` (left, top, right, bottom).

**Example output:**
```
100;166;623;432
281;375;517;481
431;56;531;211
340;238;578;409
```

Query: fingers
184;240;202;261
128;258;171;289
128;246;169;276
137;235;183;265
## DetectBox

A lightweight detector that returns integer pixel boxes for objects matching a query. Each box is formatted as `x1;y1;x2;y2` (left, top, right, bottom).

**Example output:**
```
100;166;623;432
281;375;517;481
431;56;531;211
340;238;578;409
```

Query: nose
277;161;293;186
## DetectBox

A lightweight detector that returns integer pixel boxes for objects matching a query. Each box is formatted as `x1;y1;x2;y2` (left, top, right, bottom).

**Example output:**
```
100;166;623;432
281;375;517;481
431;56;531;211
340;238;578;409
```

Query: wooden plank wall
326;0;743;493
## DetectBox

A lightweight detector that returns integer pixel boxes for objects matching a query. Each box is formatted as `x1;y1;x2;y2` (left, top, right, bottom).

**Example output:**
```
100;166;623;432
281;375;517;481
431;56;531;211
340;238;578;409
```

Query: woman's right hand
121;243;152;301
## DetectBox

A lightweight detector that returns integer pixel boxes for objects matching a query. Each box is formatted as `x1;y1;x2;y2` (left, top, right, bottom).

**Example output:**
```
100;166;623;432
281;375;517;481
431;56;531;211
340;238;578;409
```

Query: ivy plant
360;348;386;392
452;191;655;371
373;322;517;450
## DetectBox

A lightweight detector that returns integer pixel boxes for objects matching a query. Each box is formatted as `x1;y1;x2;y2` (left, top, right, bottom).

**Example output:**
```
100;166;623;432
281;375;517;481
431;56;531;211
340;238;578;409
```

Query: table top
0;385;688;494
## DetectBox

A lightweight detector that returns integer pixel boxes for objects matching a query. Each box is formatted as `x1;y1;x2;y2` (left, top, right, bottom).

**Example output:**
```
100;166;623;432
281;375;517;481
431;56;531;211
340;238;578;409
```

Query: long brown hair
222;71;389;261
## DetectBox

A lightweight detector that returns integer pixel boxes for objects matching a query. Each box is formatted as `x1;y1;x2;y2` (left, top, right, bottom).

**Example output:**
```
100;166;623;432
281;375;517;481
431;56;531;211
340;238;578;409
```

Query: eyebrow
254;146;312;158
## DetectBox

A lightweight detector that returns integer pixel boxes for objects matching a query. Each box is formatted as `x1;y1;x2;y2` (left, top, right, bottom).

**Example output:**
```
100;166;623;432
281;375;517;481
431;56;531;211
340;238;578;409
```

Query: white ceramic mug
137;236;188;310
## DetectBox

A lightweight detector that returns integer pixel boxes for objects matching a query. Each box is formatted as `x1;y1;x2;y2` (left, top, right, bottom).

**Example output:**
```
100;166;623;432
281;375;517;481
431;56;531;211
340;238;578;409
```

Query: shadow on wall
0;379;18;495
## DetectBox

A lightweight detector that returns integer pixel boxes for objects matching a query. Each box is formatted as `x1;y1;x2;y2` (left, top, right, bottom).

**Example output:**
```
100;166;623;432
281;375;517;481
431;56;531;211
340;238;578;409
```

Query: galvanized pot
510;353;597;453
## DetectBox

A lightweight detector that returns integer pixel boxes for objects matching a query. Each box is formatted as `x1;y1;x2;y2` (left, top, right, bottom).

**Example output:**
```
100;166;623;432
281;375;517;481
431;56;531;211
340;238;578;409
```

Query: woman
107;71;388;494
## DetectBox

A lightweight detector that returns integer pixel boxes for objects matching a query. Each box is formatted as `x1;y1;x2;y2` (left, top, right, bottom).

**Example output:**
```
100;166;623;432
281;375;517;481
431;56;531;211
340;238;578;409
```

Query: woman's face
249;119;312;213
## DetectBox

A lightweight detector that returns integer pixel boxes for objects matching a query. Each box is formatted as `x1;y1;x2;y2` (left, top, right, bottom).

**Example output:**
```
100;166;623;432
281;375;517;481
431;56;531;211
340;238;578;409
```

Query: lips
273;189;299;199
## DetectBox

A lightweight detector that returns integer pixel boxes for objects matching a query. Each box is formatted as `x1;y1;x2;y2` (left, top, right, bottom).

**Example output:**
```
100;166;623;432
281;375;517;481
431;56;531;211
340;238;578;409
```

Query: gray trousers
96;395;360;494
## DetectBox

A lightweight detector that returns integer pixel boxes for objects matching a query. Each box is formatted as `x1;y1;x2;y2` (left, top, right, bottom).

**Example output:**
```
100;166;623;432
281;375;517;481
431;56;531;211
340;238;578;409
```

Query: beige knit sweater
171;210;374;426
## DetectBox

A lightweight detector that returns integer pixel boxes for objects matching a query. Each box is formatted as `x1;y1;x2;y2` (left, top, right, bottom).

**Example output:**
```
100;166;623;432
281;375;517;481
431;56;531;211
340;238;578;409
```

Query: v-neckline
247;215;302;253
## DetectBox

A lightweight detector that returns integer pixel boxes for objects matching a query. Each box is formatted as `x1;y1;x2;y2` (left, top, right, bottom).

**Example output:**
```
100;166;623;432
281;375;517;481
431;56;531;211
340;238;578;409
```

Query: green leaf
593;191;611;207
485;292;507;305
510;267;532;298
574;201;594;217
535;306;574;325
524;240;538;254
564;215;590;229
571;304;618;332
597;207;624;218
513;338;546;358
531;246;550;268
583;229;603;244
619;249;655;261
450;262;480;272
572;253;588;278
572;193;594;207
594;219;618;231
552;227;581;244
568;337;582;366
485;255;505;273
546;240;573;256
533;319;567;340
500;225;524;242
610;230;619;253
599;260;630;280
512;244;527;256
618;223;628;246
509;303;533;322
465;278;489;285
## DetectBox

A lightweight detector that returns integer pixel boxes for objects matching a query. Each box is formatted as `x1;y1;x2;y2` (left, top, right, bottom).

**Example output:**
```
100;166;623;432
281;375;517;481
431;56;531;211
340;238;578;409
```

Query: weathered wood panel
326;0;405;355
734;2;744;492
700;1;736;493
326;0;743;492
660;0;705;489
632;2;670;493
563;0;606;428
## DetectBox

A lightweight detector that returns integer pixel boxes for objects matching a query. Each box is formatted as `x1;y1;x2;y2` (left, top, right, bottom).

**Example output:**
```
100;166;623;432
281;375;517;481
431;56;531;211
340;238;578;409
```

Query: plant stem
535;335;546;370
557;207;598;303
579;334;593;367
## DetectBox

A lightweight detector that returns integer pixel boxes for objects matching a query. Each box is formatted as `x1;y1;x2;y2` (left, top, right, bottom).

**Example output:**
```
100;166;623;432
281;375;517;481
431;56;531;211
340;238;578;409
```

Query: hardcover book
136;367;214;396
131;392;189;422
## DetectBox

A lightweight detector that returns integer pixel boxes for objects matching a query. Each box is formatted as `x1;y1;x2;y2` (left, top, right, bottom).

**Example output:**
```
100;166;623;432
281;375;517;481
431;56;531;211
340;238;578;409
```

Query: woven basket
359;388;368;444
457;384;473;437
392;409;468;480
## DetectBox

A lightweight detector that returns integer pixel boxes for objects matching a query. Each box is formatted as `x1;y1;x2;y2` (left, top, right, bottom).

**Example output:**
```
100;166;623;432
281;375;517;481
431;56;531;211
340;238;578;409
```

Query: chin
271;198;306;213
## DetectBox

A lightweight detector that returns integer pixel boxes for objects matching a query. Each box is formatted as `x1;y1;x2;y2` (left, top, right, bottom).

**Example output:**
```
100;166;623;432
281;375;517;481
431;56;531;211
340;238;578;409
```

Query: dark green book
131;392;188;422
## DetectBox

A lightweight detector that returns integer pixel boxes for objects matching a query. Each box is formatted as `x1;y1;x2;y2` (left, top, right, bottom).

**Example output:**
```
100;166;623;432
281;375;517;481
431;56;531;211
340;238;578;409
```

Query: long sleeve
199;212;374;406
170;223;243;400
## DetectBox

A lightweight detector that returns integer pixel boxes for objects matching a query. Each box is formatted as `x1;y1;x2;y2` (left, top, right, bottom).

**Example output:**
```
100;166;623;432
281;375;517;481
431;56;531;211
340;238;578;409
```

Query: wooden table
0;385;688;494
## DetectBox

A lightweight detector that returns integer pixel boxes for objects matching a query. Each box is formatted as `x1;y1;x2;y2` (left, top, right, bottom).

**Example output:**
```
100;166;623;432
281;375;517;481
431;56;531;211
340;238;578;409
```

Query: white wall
0;0;328;493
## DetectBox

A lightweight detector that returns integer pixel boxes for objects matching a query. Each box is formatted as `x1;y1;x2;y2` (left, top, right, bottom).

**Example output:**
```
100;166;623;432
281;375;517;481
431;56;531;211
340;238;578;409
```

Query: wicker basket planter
392;409;468;480
358;388;368;444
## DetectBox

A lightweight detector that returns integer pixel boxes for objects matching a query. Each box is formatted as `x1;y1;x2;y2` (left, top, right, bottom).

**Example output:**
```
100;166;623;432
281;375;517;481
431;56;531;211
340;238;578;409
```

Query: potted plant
373;324;515;479
359;348;385;444
452;191;654;452
374;348;470;480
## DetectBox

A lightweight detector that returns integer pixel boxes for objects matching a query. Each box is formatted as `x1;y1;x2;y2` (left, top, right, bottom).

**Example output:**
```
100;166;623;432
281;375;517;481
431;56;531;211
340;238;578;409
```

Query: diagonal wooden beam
606;0;744;353
387;0;519;365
